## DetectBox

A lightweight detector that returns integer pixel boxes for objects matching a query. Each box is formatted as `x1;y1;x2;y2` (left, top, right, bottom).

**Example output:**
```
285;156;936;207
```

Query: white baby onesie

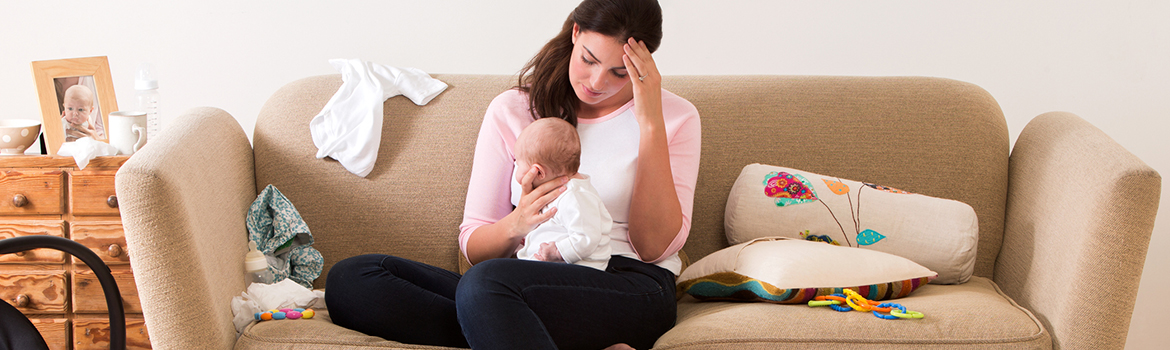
309;59;447;177
516;175;613;271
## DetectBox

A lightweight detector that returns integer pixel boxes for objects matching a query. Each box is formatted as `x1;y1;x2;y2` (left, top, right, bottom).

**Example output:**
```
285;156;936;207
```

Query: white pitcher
108;111;148;155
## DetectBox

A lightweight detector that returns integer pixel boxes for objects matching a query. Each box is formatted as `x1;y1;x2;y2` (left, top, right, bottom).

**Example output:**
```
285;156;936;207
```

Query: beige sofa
115;75;1160;349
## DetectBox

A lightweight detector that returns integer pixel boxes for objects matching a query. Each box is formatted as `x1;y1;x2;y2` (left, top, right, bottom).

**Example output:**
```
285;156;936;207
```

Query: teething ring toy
890;309;925;319
809;289;925;320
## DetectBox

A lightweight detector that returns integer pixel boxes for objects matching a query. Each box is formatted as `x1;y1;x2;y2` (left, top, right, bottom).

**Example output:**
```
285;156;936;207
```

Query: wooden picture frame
31;56;118;155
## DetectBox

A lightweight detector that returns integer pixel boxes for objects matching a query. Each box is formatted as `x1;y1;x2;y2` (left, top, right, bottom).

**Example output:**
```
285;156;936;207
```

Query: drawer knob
12;194;27;207
107;195;118;208
14;250;26;257
107;244;124;258
14;294;30;308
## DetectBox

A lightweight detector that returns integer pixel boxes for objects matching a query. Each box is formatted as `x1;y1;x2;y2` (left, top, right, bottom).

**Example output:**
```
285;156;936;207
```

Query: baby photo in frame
31;56;118;155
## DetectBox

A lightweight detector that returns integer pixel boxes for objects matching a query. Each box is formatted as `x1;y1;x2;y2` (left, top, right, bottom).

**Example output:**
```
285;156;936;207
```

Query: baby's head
61;85;94;125
514;117;581;187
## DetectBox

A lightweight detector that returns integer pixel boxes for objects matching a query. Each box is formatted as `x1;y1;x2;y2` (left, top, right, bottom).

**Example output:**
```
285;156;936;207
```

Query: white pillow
677;237;937;303
724;163;977;284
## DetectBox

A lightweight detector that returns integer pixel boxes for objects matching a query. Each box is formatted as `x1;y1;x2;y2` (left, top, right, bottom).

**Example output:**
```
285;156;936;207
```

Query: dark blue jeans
326;254;677;350
0;298;49;350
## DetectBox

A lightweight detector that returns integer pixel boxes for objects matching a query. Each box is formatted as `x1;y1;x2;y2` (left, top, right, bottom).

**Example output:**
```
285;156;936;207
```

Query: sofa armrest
996;112;1160;349
116;107;256;349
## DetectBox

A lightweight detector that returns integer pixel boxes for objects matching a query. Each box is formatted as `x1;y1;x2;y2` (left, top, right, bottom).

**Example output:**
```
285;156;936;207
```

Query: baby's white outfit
516;175;613;271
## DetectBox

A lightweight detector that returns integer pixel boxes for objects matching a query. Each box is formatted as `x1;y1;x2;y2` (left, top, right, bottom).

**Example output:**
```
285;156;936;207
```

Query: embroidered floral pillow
724;163;977;284
677;237;936;303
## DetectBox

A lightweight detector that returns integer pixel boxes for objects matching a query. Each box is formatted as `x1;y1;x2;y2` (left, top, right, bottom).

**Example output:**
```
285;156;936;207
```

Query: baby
513;117;613;271
60;84;99;142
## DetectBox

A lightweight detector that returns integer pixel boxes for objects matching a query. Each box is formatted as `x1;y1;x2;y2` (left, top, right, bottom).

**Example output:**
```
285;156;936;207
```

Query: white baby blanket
309;59;447;177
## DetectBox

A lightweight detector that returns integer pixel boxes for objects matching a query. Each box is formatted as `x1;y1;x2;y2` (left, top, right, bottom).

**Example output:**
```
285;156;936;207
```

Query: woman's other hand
622;37;663;129
510;167;568;239
622;36;683;262
466;165;567;264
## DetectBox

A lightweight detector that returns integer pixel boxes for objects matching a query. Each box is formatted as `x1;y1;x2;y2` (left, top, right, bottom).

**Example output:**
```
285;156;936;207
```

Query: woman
326;0;700;348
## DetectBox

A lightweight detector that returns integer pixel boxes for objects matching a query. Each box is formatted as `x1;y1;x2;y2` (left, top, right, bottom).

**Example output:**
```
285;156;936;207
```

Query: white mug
108;111;148;155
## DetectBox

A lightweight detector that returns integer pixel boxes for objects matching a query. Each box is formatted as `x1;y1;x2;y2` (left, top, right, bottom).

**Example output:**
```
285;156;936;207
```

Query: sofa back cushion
254;75;514;288
253;74;1009;289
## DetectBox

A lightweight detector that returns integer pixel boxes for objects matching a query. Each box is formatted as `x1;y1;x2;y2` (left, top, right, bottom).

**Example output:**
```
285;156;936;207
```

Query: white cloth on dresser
56;136;119;169
309;59;447;177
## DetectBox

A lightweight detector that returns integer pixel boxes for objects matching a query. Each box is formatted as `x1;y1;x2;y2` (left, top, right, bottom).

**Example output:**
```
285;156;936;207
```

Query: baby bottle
134;63;161;139
245;240;274;285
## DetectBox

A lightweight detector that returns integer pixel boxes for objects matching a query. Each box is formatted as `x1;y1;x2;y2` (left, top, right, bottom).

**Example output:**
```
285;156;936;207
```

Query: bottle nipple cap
245;240;269;272
135;63;158;90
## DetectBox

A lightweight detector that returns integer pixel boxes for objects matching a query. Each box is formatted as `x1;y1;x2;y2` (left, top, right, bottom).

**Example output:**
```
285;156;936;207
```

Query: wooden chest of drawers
0;156;151;349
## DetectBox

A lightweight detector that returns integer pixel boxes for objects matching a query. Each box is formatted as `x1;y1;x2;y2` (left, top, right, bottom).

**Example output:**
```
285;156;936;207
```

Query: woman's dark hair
517;0;662;126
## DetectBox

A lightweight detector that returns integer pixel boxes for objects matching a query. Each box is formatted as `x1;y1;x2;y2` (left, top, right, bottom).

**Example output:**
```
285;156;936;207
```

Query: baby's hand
533;242;563;262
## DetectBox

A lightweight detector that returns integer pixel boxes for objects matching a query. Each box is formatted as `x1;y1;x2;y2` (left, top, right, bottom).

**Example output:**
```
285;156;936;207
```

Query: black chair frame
0;235;126;349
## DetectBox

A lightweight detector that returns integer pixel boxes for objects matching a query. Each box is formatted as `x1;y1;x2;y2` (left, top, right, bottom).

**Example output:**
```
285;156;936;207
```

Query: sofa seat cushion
655;276;1050;349
235;312;466;350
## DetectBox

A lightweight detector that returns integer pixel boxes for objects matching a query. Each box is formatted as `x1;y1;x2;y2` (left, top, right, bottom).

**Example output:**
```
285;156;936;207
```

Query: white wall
2;1;1166;347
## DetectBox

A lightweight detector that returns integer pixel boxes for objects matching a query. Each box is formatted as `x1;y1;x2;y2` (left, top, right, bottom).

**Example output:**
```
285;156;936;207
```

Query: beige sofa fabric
249;74;1011;288
656;277;1050;349
116;107;257;350
238;314;462;350
252;75;515;286
996;112;1161;349
115;75;1159;350
235;277;1051;350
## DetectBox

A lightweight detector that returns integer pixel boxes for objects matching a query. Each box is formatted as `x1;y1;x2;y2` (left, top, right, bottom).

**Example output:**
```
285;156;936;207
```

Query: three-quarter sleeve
458;90;533;261
639;91;701;263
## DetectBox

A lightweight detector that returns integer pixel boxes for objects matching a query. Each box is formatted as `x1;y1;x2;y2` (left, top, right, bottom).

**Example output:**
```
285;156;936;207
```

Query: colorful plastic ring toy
808;300;841;307
845;295;871;312
815;295;848;303
890;309;925;319
829;303;853;312
875;303;903;314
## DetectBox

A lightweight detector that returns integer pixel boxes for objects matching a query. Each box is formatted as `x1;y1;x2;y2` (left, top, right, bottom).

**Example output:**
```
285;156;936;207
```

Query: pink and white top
459;88;702;275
